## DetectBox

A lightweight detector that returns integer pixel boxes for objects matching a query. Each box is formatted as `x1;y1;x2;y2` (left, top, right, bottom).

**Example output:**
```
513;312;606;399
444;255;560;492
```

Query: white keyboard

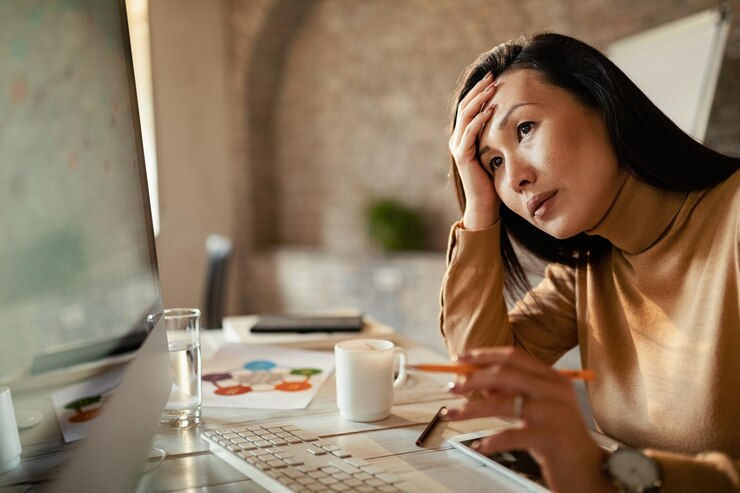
202;423;408;493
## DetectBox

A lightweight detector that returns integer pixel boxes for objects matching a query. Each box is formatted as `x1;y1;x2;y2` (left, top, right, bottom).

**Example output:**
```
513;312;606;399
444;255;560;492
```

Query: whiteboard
607;7;731;140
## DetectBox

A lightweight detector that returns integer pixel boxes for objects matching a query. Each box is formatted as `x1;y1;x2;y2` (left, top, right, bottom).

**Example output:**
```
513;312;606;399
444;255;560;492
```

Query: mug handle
393;347;407;388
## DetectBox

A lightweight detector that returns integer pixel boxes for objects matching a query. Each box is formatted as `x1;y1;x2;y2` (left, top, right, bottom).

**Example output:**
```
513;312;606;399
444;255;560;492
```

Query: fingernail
484;84;494;92
471;440;481;450
447;381;456;391
439;407;449;418
484;72;492;79
451;355;459;362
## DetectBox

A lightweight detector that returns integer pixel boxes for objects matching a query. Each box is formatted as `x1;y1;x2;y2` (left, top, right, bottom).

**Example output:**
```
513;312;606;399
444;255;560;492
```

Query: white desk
1;331;531;493
135;332;530;493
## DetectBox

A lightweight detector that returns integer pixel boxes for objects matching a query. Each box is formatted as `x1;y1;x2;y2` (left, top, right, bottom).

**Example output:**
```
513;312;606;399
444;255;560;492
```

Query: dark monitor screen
0;0;161;383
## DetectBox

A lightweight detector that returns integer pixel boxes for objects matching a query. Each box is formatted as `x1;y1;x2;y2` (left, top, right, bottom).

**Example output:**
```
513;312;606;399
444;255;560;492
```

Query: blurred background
132;0;740;352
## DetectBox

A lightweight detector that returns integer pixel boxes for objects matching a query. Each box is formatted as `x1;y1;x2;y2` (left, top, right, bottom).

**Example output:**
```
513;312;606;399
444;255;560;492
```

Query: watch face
608;449;661;489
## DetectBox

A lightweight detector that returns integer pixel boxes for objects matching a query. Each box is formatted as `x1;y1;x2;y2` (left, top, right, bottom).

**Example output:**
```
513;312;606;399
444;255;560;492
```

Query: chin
539;221;581;240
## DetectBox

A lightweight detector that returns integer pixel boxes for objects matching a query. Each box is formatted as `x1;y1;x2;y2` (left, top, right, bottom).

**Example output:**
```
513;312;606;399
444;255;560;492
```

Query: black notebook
250;314;365;334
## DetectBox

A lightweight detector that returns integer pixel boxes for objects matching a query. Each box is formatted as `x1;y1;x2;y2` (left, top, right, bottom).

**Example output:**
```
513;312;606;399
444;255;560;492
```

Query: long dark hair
449;33;740;300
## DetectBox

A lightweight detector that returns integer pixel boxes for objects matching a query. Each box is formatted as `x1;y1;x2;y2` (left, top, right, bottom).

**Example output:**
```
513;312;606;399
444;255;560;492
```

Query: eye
489;156;504;171
517;121;534;140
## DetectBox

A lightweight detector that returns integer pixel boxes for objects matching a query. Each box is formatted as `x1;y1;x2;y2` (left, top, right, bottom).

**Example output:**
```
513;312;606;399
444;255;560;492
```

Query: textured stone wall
228;0;740;344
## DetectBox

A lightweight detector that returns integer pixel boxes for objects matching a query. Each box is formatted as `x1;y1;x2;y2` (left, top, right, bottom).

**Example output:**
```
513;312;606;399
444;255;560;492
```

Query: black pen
415;406;447;447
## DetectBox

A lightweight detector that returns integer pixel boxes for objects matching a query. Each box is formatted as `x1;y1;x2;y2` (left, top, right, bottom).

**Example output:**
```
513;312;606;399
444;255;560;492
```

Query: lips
526;190;558;218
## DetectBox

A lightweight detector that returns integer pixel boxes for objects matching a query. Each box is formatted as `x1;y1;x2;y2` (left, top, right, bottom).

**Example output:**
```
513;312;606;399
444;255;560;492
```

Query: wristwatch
604;448;662;492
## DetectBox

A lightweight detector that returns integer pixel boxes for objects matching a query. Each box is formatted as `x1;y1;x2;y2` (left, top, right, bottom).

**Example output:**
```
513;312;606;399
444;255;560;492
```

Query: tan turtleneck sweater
439;170;740;492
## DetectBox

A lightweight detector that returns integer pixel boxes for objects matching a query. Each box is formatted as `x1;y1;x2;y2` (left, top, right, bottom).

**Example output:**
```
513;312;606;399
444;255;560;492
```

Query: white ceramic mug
335;339;407;422
0;387;22;475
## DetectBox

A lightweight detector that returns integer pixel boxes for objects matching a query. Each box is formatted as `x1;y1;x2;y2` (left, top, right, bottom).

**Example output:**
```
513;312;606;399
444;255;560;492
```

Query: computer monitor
0;0;170;491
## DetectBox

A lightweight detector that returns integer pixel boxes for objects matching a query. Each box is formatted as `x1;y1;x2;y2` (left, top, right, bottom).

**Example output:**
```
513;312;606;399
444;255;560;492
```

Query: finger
450;364;560;400
456;72;493;118
455;104;496;158
454;83;497;143
450;103;495;160
473;427;541;457
459;347;555;380
444;392;532;422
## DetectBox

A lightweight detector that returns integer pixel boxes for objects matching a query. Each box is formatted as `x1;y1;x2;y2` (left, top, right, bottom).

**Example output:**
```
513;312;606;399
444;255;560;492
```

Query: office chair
203;234;233;330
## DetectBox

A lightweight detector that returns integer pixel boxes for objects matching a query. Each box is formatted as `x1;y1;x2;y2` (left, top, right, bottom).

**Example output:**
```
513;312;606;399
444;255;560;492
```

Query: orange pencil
408;363;596;381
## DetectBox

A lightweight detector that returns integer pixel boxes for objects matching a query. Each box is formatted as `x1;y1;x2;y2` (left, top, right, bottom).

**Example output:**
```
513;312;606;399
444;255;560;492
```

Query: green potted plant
365;198;425;251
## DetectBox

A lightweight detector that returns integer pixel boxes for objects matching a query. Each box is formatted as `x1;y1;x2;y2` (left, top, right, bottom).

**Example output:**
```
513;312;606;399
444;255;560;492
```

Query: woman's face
478;69;627;239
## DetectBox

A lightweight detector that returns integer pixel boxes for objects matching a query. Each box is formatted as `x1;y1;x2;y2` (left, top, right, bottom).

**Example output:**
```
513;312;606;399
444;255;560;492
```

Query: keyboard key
298;465;319;473
376;473;401;484
254;440;272;448
203;431;219;438
361;466;384;475
378;486;399;493
330;484;351;492
346;458;371;468
331;450;351;458
366;478;385;487
239;443;257;451
321;444;340;452
330;461;360;475
226;445;240;453
297;477;316;485
285;436;303;444
332;472;351;481
284;458;304;466
283;468;305;479
260;433;278;440
307;447;327;455
355;486;376;493
345;479;363;487
353;472;373;481
266;427;284;432
319;477;338;485
308;484;328;492
269;438;288;446
297;434;320;442
222;433;239;439
267;459;287;469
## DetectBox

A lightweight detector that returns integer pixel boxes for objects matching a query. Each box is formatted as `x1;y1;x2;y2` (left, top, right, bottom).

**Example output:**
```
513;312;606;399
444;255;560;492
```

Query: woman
440;33;739;492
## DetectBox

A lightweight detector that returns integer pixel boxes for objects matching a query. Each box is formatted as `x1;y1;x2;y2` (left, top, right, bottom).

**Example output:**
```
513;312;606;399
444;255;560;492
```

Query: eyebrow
479;102;538;158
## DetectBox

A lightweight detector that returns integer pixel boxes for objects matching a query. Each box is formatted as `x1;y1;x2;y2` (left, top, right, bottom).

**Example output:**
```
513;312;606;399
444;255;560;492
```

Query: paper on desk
201;343;334;409
50;366;125;443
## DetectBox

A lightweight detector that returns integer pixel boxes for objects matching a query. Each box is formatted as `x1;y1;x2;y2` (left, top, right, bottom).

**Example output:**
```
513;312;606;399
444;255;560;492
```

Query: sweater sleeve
644;449;740;492
439;220;579;363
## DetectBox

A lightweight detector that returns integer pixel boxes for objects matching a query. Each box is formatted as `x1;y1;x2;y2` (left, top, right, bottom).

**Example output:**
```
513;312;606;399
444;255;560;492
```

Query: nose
505;156;536;193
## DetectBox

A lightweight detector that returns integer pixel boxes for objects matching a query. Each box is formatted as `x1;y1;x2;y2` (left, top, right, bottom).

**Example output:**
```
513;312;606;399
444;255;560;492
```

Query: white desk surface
3;331;530;493
135;332;528;493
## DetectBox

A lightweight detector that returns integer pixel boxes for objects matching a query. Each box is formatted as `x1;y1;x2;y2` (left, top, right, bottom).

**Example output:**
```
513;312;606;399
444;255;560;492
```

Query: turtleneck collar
585;175;688;255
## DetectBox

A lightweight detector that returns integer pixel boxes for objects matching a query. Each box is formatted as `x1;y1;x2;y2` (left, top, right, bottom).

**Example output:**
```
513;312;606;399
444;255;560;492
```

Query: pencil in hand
408;363;595;381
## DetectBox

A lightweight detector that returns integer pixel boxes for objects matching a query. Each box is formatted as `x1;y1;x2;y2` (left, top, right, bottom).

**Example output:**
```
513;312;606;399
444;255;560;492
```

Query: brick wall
227;0;740;346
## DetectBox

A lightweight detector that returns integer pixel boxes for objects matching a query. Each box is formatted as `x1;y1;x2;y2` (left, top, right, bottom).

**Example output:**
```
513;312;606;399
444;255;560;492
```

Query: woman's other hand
445;347;616;493
449;73;500;230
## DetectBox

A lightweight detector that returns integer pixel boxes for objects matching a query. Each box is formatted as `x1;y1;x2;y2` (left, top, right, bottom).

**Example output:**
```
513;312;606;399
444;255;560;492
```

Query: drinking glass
161;308;202;428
